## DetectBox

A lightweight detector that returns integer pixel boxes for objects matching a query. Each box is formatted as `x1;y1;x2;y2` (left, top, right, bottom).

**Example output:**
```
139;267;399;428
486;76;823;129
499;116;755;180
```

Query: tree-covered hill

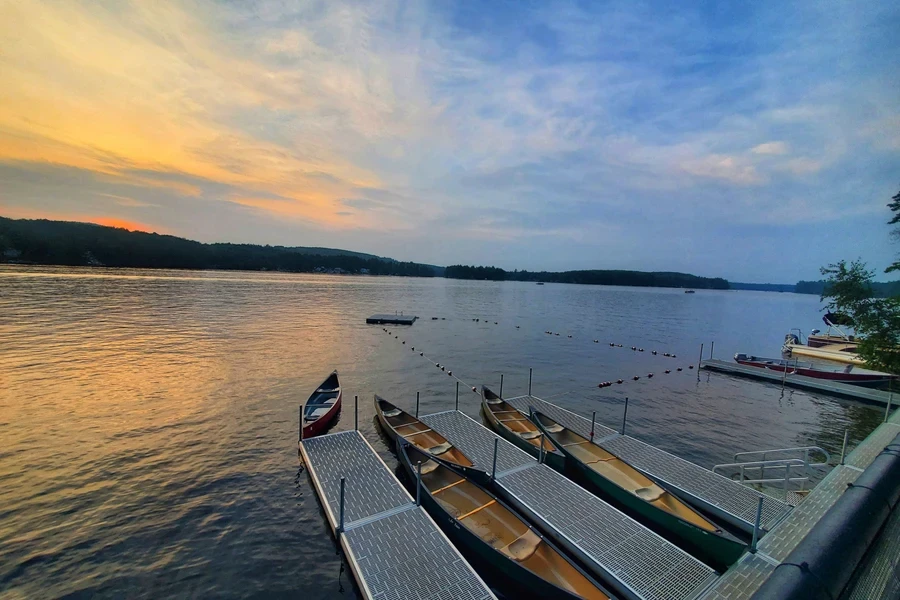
0;217;438;276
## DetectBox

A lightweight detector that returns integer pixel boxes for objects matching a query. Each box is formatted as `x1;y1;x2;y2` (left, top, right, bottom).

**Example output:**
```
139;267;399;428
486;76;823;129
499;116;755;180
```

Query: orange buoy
677;367;682;372
652;351;657;355
689;365;694;369
647;373;653;378
672;354;677;358
448;371;452;376
617;379;624;384
472;386;477;392
633;375;640;380
665;369;671;374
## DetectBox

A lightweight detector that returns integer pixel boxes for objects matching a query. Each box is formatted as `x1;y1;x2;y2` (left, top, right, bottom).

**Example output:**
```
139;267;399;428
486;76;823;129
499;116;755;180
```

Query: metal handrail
733;446;831;467
714;459;812;496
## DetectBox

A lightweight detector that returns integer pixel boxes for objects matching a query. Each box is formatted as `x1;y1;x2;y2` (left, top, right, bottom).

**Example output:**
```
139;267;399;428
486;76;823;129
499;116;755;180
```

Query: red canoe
734;354;895;388
301;371;342;439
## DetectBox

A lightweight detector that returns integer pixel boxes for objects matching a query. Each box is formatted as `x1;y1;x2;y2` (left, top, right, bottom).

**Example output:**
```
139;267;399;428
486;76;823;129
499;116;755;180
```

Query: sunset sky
1;0;898;281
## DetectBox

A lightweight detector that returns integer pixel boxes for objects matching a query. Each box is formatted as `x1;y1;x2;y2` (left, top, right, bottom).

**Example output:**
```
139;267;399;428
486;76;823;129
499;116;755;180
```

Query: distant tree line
796;279;900;298
445;264;729;289
0;217;438;277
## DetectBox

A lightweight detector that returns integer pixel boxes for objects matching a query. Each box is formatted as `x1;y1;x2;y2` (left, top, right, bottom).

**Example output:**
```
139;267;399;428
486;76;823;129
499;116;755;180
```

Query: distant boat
684;290;696;294
301;371;341;438
734;353;895;387
536;282;545;285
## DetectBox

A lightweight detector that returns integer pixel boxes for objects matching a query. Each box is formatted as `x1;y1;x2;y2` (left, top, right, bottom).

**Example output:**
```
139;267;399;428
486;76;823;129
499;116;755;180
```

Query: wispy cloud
0;0;897;280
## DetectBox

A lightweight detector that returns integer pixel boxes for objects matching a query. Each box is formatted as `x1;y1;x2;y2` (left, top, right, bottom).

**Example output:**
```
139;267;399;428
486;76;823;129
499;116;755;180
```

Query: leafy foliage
821;186;900;374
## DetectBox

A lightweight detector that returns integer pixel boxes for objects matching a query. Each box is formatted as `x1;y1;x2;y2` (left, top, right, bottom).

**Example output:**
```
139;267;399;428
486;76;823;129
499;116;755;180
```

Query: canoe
301;371;341;439
374;395;487;482
734;353;896;387
480;386;566;472
531;411;745;570
397;439;612;600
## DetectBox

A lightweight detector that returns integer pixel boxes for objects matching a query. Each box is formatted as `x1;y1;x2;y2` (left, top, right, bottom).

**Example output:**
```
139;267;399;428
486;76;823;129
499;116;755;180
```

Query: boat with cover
301;371;341;438
806;312;857;348
782;334;865;365
374;395;486;482
734;353;895;387
481;386;566;472
531;411;745;570
397;440;613;600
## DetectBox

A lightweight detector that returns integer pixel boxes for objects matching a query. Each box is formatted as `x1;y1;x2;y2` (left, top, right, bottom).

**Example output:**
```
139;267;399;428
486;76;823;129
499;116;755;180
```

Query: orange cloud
0;0;385;230
90;216;158;233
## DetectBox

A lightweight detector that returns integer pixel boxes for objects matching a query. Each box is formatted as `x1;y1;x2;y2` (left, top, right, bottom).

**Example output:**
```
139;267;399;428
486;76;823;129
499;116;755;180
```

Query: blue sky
0;0;898;281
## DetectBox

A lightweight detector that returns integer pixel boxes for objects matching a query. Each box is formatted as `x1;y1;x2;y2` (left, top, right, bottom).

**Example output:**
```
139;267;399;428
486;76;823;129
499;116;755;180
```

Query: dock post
416;461;422;507
749;497;764;553
886;379;893;423
697;344;703;381
783;463;790;500
840;429;850;465
528;368;533;396
456;382;459;411
415;391;420;418
338;477;346;534
499;374;504;398
621;397;629;436
491;439;499;482
539;434;545;464
710;341;714;360
354;395;358;431
590;411;596;443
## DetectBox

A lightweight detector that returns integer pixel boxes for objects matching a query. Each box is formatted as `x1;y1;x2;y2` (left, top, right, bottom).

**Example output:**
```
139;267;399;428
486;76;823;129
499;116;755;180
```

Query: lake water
0;266;885;599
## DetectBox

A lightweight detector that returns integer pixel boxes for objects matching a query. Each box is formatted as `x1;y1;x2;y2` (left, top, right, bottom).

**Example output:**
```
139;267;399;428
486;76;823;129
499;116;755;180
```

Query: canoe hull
531;415;745;571
480;403;567;472
396;441;601;600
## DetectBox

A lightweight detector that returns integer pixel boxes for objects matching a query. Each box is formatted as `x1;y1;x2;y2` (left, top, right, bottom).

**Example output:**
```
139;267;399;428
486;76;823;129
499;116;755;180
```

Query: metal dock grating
300;430;495;600
506;395;792;532
422;410;718;600
420;411;534;474
700;421;900;599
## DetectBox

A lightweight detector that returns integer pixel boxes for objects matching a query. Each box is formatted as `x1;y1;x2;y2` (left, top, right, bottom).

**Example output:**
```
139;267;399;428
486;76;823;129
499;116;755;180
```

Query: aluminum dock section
420;410;718;600
701;359;894;405
505;395;793;536
366;314;418;325
299;430;495;600
700;410;900;599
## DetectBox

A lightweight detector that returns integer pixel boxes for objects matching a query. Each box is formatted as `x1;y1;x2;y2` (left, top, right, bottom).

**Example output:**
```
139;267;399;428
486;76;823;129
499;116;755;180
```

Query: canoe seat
501;529;542;562
305;406;332;421
420;460;439;475
519;431;542;440
635;486;665;502
428;442;453;456
382;409;402;417
317;387;339;393
544;424;564;433
486;398;503;405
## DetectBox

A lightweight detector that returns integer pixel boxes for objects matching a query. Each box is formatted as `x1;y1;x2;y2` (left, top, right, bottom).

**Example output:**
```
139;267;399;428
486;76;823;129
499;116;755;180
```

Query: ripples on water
0;266;884;598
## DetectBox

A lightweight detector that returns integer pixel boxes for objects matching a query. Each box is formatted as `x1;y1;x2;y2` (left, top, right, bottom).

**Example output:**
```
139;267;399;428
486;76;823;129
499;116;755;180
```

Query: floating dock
299;430;495;600
701;410;900;599
504;395;793;535
701;359;895;405
419;410;719;600
366;313;418;325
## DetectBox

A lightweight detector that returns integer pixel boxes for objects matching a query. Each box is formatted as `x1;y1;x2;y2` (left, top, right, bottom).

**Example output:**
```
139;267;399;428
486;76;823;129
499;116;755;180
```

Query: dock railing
714;446;832;499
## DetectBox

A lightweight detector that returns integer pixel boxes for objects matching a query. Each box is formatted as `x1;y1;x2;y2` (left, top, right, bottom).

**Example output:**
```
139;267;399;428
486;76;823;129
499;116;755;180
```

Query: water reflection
0;266;885;598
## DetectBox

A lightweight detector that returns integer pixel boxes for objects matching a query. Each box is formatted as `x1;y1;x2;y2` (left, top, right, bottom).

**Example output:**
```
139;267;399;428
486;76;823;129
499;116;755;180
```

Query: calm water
0;266;884;599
